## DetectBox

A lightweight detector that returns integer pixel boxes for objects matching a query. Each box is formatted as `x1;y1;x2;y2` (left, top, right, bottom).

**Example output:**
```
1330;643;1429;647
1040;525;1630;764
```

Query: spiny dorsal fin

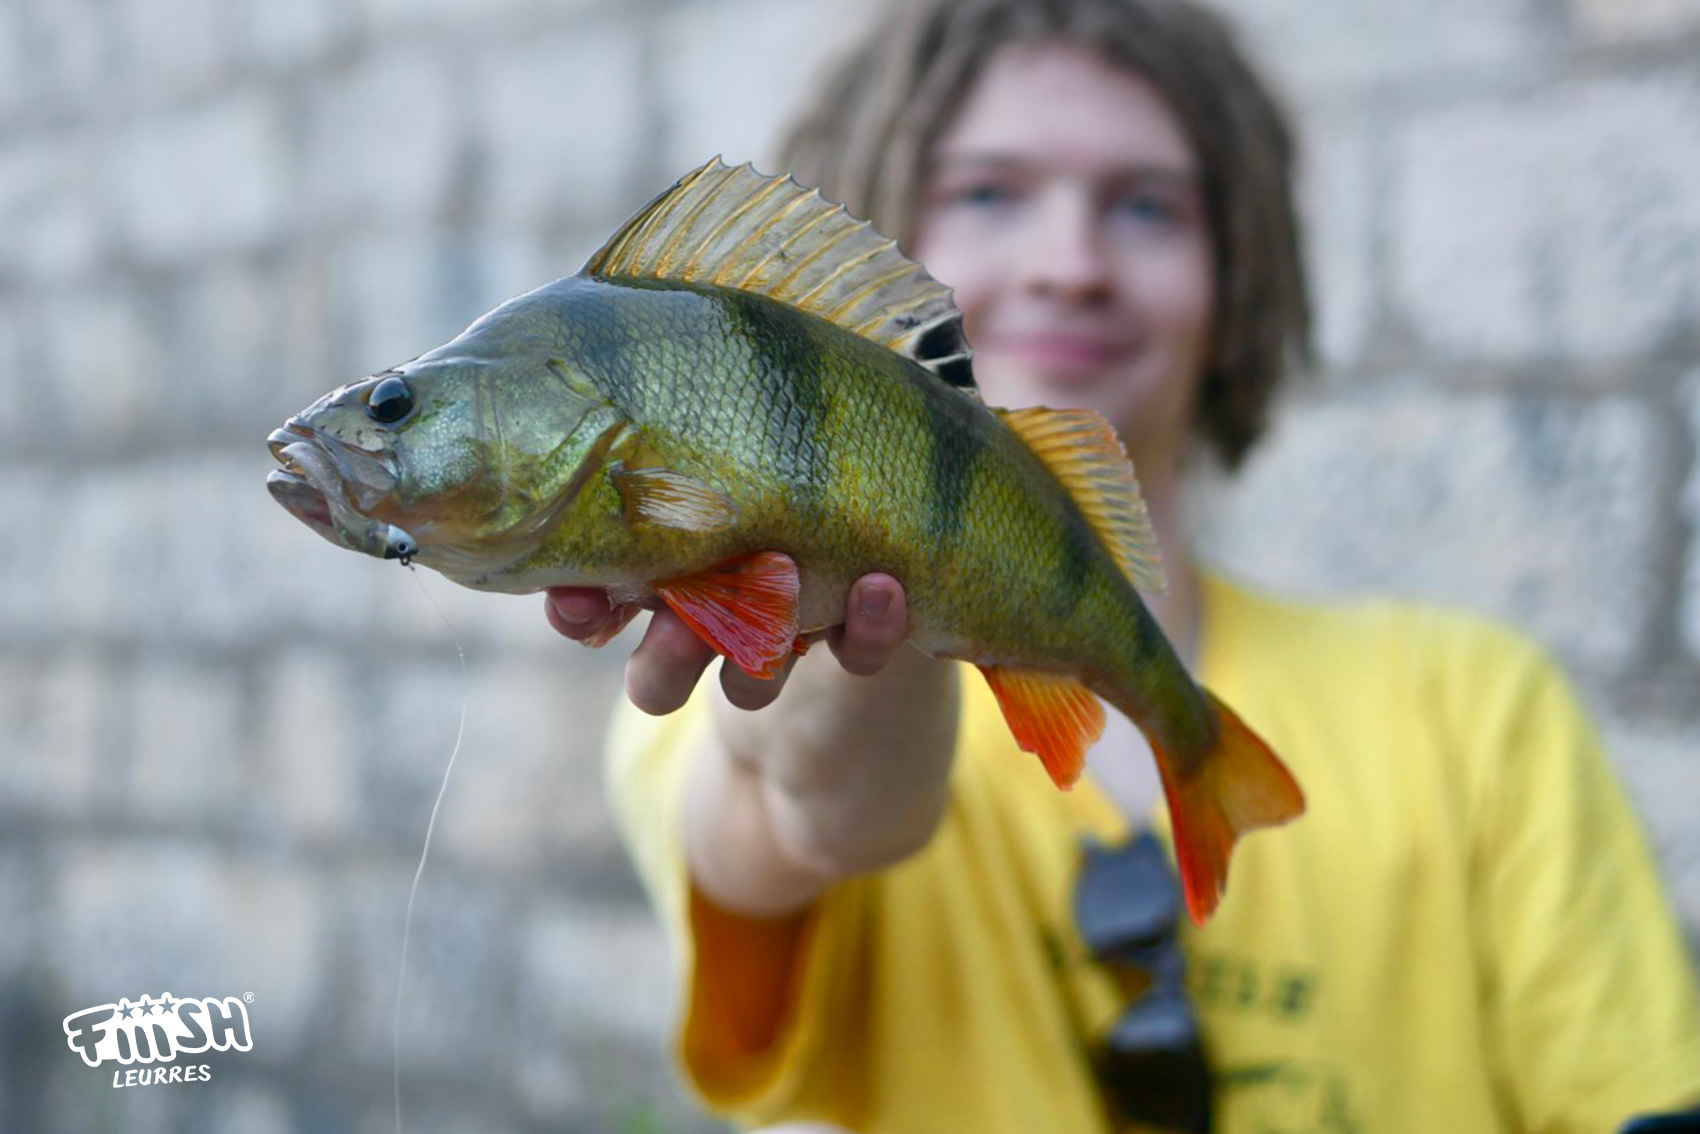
584;157;976;392
996;408;1167;594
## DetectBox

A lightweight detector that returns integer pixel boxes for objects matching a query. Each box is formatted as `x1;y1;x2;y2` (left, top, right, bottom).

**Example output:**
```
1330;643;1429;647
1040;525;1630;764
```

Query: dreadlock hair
776;0;1312;470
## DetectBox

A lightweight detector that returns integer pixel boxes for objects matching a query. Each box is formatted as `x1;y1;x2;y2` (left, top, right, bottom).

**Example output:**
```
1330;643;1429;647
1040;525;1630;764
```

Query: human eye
948;180;1020;208
1113;190;1182;228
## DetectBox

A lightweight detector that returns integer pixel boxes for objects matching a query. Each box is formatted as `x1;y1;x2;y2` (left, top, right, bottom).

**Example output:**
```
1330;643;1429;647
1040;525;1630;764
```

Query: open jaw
266;427;419;561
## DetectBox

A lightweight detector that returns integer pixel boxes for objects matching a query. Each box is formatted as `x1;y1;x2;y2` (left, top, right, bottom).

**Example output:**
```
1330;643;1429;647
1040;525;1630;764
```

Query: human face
912;43;1214;466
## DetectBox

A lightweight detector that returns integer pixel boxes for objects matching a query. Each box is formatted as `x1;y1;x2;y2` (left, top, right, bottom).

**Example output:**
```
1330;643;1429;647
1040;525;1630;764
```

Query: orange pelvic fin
655;551;800;679
977;666;1106;789
1152;690;1305;925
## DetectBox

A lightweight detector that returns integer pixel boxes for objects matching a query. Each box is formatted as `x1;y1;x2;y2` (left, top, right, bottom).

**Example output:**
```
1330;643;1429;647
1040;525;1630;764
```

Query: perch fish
266;158;1304;922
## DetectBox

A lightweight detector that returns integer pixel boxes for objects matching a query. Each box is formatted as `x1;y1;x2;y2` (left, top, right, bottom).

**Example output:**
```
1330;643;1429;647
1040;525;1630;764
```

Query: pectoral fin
612;464;738;532
655;551;800;678
977;666;1106;789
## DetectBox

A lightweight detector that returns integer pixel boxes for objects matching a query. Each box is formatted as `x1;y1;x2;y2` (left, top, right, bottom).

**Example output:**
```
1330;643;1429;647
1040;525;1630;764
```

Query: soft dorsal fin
996;408;1167;594
583;157;976;392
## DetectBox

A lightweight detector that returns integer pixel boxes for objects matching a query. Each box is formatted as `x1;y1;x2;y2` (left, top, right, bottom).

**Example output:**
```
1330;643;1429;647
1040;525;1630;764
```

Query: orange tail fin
1152;691;1304;925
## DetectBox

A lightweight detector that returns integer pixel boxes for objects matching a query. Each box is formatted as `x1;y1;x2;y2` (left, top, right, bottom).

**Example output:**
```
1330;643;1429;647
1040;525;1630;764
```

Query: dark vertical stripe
1056;514;1095;615
728;289;829;502
923;394;981;546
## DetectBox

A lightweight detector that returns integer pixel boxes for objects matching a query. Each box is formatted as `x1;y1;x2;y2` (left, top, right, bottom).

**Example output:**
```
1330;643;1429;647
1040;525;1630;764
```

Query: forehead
931;41;1196;174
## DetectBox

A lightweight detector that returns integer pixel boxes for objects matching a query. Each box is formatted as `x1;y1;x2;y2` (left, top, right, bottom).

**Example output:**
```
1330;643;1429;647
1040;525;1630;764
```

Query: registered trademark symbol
243;992;254;1003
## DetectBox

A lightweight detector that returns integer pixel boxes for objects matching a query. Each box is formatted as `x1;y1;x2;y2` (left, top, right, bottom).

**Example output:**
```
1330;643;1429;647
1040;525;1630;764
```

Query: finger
719;649;796;712
828;574;909;677
625;609;716;716
543;588;613;642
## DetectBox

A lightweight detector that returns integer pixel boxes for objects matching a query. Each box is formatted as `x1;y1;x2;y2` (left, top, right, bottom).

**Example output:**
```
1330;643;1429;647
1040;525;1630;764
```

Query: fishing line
394;565;468;1134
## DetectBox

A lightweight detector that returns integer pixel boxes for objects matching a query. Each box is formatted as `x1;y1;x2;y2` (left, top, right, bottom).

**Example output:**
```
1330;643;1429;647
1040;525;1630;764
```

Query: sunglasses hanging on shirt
1075;830;1214;1133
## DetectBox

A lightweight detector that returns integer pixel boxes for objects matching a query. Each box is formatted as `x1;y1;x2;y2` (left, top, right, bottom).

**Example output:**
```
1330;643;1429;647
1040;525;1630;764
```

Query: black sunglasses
1074;830;1213;1133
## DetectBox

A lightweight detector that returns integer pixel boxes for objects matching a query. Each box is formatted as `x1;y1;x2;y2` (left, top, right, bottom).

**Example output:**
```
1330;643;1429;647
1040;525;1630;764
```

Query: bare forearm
691;646;959;914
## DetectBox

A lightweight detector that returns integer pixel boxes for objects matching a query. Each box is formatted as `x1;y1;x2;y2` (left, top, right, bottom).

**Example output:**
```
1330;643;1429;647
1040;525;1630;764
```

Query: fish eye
365;374;414;424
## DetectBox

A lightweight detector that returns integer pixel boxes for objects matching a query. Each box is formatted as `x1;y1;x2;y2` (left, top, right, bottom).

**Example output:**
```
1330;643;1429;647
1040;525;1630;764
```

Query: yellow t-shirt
605;574;1700;1133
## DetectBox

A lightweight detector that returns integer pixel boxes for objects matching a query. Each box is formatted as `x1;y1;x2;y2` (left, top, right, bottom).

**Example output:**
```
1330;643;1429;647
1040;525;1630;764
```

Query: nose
1017;185;1112;304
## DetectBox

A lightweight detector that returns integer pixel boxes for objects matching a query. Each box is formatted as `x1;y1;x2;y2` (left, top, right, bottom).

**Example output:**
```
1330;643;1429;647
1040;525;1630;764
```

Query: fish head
268;319;616;577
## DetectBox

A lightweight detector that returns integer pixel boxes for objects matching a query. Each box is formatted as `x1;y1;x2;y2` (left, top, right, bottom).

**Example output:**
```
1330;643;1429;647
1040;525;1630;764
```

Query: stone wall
0;0;1696;1129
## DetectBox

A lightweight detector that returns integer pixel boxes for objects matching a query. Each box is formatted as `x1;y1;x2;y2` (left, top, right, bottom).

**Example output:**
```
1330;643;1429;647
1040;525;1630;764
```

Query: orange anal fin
1152;690;1305;925
654;552;800;679
791;635;812;656
977;666;1106;789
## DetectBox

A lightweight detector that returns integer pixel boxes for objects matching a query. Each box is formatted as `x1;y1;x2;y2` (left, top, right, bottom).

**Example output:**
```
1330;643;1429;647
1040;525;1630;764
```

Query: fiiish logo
62;993;253;1088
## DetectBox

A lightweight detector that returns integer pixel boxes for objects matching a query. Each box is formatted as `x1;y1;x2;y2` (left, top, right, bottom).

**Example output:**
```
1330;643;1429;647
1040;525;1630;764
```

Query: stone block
340;867;513;1074
0;307;21;444
516;898;672;1078
48;841;327;1057
1300;110;1375;370
432;656;630;872
160;259;291;439
105;97;291;263
124;656;248;824
361;0;547;33
1190;385;1666;674
1391;74;1700;365
466;230;568;313
0;467;57;638
252;649;360;846
265;251;346;418
354;659;467;841
151;450;389;647
228;0;353;72
1569;0;1700;44
472;14;644;228
0;135;101;283
324;230;469;382
306;51;461;229
1683;372;1700;664
1598;712;1700;938
0;446;411;650
0;650;107;818
0;827;45;981
0;4;23;125
37;283;160;450
657;0;871;176
201;1084;296;1134
1213;0;1548;97
112;0;224;102
13;0;109;116
45;1068;187;1134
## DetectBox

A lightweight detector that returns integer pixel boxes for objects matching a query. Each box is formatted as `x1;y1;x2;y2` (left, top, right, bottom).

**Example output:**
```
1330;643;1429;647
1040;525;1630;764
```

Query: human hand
544;573;913;716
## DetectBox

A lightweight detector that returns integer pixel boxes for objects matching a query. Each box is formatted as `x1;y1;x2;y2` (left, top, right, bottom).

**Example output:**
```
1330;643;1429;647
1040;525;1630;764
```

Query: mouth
985;333;1138;379
267;425;419;561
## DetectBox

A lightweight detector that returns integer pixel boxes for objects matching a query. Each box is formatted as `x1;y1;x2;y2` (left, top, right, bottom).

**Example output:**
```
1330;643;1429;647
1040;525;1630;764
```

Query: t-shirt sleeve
1453;626;1700;1133
601;690;870;1127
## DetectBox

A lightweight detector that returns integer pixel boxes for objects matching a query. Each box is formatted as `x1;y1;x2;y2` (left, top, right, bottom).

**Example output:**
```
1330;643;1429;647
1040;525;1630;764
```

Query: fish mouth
267;424;418;561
